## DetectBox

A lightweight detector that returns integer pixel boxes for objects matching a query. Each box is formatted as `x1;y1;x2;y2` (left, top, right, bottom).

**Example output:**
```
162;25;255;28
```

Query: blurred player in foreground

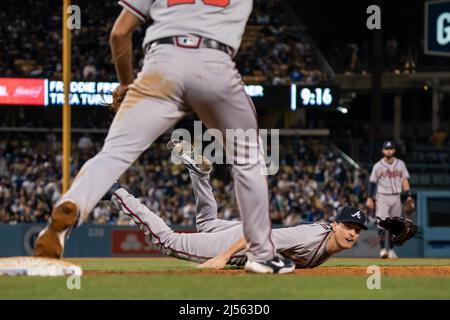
105;141;368;272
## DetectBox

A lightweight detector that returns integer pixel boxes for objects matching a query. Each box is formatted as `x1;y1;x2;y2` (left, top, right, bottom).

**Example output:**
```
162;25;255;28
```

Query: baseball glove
377;216;419;246
404;197;416;214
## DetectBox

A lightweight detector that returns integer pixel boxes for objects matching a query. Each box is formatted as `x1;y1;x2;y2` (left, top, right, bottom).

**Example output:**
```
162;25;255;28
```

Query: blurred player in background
366;140;413;259
34;0;292;273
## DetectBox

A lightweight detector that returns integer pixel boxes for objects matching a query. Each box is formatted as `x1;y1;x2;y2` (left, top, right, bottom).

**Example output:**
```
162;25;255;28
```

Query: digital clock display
290;85;338;110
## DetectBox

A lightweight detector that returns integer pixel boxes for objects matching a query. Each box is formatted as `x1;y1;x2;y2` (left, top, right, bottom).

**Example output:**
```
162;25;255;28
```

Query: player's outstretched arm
198;237;247;269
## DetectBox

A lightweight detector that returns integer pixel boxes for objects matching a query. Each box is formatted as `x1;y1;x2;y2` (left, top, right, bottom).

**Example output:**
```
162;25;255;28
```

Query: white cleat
379;248;389;259
167;139;212;176
388;249;398;259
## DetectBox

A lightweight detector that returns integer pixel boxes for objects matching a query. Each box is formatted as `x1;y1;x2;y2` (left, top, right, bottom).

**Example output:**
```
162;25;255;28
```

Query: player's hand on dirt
198;256;228;270
366;198;375;210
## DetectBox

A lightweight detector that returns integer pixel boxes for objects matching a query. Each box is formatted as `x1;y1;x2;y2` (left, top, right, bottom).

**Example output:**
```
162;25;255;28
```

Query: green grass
1;258;449;300
322;258;450;267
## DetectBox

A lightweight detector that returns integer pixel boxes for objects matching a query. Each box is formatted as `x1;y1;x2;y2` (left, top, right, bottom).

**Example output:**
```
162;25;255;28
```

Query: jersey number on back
167;0;230;8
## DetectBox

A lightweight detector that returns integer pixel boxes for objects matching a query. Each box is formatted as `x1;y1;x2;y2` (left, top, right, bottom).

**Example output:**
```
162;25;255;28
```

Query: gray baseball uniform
59;0;276;263
119;0;252;53
369;157;410;219
112;169;332;268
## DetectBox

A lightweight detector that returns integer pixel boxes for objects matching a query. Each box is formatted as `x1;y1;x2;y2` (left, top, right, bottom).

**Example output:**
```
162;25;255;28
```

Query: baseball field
1;258;450;299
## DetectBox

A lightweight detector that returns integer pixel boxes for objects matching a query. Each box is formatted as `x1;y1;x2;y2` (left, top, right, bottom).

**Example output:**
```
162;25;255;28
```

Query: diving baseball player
34;0;288;273
106;140;368;272
366;140;413;259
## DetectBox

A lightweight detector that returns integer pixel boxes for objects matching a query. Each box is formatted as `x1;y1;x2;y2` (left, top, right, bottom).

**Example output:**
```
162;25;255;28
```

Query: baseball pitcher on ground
105;140;369;272
35;0;290;273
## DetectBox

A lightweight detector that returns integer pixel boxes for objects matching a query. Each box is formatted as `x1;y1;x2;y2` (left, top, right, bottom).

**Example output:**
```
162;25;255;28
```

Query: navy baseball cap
335;207;368;230
382;140;396;149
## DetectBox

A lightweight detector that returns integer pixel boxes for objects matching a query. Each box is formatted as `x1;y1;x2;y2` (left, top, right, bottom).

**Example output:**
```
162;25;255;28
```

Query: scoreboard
425;0;450;56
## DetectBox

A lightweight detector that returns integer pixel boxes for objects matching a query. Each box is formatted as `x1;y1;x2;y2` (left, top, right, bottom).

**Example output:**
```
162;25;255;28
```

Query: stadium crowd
0;135;370;227
326;37;419;75
0;0;327;85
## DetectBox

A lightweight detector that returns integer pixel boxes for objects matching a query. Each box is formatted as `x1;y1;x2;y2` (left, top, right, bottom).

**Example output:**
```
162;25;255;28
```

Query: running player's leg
112;188;246;265
188;169;242;232
62;45;188;222
186;49;275;264
61;98;184;223
35;45;187;258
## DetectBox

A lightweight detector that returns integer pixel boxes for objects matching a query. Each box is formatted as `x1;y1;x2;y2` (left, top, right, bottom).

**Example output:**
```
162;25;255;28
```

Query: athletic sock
388;231;394;249
378;229;386;249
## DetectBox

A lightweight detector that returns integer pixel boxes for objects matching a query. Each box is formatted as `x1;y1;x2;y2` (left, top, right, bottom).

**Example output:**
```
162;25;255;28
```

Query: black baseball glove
377;216;420;246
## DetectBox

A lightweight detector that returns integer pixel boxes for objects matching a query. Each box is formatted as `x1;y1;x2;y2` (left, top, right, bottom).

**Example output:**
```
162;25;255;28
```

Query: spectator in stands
386;36;399;72
0;0;328;85
82;62;97;80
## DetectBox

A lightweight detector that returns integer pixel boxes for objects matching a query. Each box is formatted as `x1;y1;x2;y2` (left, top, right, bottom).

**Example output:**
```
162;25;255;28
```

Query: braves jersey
118;0;253;52
369;157;410;194
230;223;332;268
273;222;332;268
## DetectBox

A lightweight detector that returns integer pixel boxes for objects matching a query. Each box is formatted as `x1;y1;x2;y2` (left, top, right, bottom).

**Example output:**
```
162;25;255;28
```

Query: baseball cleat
34;200;78;259
244;254;295;274
379;248;389;259
167;139;212;176
388;249;398;259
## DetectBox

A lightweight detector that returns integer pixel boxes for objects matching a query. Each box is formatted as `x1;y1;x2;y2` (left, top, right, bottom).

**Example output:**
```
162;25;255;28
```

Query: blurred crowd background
0;133;373;226
2;0;443;84
0;0;327;85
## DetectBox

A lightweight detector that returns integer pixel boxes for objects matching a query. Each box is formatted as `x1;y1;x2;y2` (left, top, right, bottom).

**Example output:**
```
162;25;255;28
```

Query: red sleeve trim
119;0;148;22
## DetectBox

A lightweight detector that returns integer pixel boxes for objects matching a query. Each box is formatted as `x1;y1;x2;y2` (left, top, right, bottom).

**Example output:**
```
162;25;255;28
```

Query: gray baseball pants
59;44;275;262
376;194;402;249
113;169;246;265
